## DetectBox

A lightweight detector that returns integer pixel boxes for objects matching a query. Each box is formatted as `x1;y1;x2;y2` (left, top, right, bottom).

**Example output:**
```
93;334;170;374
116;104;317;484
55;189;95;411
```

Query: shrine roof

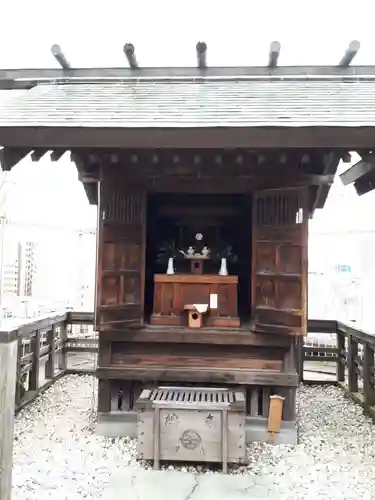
0;76;375;129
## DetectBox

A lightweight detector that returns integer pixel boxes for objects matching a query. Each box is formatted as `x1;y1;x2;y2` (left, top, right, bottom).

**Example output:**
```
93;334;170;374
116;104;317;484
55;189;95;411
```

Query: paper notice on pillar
210;294;218;309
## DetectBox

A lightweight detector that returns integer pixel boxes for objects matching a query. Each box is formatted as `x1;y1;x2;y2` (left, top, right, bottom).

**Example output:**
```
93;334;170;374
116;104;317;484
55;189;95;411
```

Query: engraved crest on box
180;429;202;450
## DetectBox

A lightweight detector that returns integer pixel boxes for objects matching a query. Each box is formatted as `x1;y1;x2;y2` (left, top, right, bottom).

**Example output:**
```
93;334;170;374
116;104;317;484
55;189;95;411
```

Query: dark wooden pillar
98;379;111;413
97;338;111;413
282;337;298;421
58;322;67;371
363;343;375;406
45;326;57;379
336;330;345;382
29;330;41;391
0;330;18;500
347;334;359;393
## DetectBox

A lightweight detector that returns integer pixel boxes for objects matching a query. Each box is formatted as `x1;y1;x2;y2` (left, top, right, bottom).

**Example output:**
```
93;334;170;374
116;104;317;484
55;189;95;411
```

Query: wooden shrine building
0;40;375;442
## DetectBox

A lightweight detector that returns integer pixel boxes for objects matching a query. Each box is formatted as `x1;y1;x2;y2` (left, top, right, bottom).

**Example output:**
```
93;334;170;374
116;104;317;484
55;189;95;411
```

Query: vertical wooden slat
29;330;40;391
363;343;375;406
110;382;120;411
97;379;111;413
281;388;296;421
14;338;23;407
296;336;304;382
250;387;259;416
336;330;346;382
153;406;161;470
222;408;228;474
58;323;67;371
262;388;270;417
45;326;57;379
347;334;358;393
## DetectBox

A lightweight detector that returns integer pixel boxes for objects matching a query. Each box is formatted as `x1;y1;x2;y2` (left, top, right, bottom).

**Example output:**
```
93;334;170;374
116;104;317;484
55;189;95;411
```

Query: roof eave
0;125;375;149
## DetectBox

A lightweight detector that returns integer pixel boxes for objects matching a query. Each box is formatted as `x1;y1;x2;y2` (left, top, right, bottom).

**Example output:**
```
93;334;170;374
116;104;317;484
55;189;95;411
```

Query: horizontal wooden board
154;274;238;284
99;326;292;347
111;353;282;371
110;342;285;359
96;366;298;387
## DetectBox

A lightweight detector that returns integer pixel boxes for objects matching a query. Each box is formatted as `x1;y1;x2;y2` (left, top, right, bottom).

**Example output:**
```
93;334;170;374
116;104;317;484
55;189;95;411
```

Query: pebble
11;375;375;499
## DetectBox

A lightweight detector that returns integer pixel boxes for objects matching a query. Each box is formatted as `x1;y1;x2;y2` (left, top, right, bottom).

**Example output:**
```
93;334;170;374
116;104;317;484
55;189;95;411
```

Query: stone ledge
0;330;17;343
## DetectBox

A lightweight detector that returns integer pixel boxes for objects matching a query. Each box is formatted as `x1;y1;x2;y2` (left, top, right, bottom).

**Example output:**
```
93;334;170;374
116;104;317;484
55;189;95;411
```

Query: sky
0;0;375;68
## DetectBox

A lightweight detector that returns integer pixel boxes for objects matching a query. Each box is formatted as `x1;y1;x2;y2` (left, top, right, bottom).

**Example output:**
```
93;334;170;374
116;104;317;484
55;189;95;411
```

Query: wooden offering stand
151;250;240;328
184;253;210;275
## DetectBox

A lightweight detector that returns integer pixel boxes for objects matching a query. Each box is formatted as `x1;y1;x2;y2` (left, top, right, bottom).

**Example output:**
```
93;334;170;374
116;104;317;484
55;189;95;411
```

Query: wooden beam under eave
340;155;375;186
0;148;30;171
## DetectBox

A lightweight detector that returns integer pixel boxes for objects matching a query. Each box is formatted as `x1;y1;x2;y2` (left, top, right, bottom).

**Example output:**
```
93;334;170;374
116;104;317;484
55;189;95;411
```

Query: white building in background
19;241;37;296
0;229;21;297
75;230;96;310
32;228;96;311
0;236;38;299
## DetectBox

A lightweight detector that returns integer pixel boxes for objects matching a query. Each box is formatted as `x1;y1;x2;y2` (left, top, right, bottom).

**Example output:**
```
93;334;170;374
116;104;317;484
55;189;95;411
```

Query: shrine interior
144;192;252;324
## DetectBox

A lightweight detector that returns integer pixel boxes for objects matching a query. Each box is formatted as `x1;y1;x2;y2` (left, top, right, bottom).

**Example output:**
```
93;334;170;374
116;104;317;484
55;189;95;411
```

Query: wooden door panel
278;245;302;274
252;188;307;335
96;184;146;330
256;243;277;272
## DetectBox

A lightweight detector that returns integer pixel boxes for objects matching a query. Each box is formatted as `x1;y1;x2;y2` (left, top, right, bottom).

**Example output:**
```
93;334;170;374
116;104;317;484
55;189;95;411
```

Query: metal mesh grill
148;387;236;404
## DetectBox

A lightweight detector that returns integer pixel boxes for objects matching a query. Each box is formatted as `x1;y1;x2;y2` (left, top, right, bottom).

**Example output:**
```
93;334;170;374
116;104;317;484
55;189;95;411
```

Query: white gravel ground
12;374;375;500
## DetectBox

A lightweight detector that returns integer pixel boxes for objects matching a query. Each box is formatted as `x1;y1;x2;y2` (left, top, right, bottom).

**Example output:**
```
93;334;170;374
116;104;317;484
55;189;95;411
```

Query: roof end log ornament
123;43;138;69
196;42;207;69
340;153;375;187
268;41;281;68
51;44;71;70
339;40;361;67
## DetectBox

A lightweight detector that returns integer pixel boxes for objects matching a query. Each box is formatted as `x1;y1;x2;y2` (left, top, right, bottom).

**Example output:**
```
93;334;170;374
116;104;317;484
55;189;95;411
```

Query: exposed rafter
338;40;360;67
340;153;375;186
311;152;340;213
50;149;67;162
123;43;138;69
196;42;207;69
51;44;70;69
341;151;352;163
0;148;30;171
31;149;49;162
268;41;281;68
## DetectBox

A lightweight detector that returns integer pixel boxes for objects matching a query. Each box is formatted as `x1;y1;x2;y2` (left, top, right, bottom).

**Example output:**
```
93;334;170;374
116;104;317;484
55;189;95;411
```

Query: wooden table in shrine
150;274;240;328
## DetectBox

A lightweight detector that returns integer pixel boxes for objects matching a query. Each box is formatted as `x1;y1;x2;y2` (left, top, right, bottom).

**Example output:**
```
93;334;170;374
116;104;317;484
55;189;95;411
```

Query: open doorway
144;193;252;325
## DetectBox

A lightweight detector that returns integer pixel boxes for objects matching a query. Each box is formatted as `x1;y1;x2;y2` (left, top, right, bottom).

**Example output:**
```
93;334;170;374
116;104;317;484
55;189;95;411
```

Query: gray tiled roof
0;78;374;128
